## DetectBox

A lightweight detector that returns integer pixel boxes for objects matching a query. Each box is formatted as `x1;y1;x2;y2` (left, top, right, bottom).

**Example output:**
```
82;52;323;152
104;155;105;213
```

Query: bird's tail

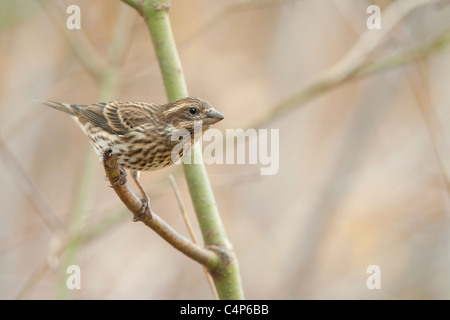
35;100;76;116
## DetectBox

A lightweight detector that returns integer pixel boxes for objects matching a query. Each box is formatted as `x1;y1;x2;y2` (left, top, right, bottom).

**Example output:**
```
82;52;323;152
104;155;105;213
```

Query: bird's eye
188;107;198;115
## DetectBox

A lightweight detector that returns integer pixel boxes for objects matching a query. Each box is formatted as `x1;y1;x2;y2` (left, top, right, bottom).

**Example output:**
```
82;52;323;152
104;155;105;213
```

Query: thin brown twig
168;175;199;243
102;148;219;269
168;175;219;300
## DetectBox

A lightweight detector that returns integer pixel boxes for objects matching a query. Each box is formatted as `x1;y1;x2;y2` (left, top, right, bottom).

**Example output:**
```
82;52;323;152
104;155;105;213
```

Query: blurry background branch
394;25;450;198
37;0;107;78
53;3;135;299
0;134;65;235
16;1;136;299
252;0;448;128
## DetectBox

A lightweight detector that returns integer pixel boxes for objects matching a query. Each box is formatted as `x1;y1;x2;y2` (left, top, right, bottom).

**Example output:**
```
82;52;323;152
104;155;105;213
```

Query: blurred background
1;0;450;299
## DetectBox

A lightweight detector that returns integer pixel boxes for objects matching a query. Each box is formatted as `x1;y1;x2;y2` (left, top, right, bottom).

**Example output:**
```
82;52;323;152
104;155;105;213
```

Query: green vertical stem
123;0;244;299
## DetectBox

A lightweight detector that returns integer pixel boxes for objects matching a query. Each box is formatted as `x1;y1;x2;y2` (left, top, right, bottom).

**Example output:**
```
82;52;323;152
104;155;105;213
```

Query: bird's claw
109;167;127;187
133;196;152;221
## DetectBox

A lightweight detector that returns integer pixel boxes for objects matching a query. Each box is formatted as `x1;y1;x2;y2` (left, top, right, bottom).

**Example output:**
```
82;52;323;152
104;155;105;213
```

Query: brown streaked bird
39;97;224;213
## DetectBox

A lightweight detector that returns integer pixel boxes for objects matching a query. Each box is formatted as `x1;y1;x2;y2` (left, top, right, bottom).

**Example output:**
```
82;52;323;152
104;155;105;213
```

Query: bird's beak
203;109;224;125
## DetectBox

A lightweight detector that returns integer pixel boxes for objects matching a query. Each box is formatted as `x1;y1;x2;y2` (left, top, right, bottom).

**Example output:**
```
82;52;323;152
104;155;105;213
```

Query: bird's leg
131;170;152;220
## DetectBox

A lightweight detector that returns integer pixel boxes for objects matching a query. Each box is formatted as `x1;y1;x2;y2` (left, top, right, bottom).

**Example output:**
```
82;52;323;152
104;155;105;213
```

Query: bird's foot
109;166;127;187
133;196;152;221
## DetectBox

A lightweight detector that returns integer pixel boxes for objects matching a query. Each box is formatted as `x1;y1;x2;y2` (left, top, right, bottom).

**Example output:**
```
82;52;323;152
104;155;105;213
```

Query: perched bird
39;97;224;214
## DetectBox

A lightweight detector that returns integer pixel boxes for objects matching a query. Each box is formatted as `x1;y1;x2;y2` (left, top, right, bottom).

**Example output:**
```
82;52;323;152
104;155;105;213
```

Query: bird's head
162;97;224;135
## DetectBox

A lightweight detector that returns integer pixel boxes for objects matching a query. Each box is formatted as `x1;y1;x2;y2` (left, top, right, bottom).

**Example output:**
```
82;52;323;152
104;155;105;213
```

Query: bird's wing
72;102;156;135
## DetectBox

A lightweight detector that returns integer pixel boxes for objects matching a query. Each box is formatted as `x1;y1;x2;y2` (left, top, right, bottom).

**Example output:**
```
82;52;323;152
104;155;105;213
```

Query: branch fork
102;148;219;269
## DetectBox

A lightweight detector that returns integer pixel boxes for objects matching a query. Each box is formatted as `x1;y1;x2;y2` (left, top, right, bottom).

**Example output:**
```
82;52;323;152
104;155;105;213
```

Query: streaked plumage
40;97;224;172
